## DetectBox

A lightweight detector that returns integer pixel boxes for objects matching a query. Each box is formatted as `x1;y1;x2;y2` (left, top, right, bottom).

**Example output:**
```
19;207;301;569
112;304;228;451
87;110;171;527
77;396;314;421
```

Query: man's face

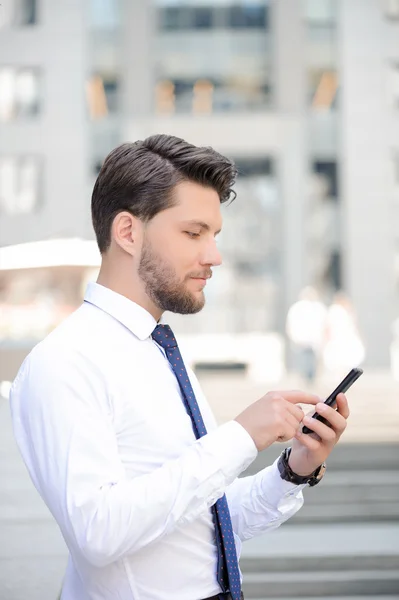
138;181;223;315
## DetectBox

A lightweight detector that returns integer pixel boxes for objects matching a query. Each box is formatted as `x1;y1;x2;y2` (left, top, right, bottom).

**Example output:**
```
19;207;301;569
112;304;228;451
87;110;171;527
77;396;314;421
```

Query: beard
138;237;209;315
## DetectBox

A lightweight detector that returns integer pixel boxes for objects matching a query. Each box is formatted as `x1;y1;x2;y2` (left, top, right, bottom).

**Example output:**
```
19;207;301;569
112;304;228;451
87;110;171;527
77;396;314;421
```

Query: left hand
288;393;350;476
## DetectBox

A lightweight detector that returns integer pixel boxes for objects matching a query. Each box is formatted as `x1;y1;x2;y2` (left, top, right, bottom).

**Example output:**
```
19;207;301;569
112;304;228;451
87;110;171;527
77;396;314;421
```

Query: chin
188;293;205;313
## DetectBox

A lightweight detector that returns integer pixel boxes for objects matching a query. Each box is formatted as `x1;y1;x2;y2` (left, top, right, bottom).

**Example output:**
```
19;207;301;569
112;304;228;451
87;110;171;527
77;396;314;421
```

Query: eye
185;231;201;238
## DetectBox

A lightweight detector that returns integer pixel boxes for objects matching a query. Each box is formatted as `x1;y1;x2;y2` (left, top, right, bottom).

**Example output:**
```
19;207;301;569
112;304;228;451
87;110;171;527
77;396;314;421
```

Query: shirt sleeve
225;458;306;542
10;345;258;568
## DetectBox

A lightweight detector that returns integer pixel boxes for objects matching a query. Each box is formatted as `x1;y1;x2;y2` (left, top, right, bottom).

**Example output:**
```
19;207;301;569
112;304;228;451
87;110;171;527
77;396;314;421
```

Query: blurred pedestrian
286;286;327;383
10;135;350;600
323;290;365;374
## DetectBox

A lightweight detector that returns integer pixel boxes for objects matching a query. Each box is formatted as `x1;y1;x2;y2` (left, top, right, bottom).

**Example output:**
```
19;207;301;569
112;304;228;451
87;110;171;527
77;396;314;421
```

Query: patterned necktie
152;324;242;600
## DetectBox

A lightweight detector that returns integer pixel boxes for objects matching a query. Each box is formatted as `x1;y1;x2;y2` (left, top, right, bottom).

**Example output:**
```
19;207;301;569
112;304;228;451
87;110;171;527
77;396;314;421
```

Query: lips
190;273;212;280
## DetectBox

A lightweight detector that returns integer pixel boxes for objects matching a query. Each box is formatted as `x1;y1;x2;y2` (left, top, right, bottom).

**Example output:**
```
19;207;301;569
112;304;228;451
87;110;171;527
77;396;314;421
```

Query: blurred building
0;0;398;367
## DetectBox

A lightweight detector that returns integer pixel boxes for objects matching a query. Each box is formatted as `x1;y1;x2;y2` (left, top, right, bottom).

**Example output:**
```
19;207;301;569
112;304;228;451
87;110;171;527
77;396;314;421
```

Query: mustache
188;270;213;279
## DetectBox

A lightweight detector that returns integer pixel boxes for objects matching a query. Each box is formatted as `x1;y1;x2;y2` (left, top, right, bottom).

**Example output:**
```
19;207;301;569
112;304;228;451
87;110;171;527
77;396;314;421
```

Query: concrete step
289;501;399;524
285;471;399;523
302;471;399;504
241;569;399;598
243;443;399;477
240;555;399;573
240;523;399;560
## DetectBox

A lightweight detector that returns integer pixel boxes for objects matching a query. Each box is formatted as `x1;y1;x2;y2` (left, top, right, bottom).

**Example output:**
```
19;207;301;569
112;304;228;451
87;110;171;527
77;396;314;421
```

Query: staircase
240;443;399;598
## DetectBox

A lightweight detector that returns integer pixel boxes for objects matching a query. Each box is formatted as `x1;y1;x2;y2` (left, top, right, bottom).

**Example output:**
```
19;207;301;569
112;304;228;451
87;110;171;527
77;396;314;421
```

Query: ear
111;211;142;256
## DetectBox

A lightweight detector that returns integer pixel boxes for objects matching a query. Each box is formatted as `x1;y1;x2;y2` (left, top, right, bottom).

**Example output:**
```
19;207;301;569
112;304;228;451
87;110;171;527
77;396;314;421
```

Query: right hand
235;391;321;452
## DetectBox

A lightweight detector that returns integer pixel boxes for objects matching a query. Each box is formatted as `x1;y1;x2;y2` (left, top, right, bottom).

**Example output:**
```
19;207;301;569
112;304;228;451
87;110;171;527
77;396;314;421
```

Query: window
227;4;268;29
0;0;37;27
89;0;120;29
155;76;271;114
309;69;338;110
156;2;272;113
192;7;213;29
312;160;338;199
158;3;268;31
305;0;336;26
86;73;119;119
235;157;273;177
382;0;399;20
0;156;41;215
160;7;182;30
0;67;41;121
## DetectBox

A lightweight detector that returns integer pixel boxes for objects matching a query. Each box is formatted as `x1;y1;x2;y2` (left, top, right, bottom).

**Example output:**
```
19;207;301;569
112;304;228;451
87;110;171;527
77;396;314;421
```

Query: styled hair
91;134;237;253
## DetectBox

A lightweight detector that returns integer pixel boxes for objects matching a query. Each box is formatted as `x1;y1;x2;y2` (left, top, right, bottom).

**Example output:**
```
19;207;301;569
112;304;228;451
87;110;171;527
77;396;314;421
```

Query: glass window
227;4;268;29
312;160;338;199
155;6;272;114
305;0;337;64
158;3;268;31
86;73;119;119
309;69;338;110
155;76;271;114
0;0;36;28
305;0;336;25
236;157;273;177
192;7;213;29
382;0;399;20
0;67;41;121
160;7;182;30
89;0;120;29
0;156;41;215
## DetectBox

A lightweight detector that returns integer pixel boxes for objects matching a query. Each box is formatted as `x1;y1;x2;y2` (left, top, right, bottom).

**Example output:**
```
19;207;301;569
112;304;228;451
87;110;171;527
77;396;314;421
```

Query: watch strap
277;447;326;487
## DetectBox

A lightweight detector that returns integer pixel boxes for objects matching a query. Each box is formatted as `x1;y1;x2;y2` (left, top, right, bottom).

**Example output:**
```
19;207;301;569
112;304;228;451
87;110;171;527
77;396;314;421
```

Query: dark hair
91;134;237;253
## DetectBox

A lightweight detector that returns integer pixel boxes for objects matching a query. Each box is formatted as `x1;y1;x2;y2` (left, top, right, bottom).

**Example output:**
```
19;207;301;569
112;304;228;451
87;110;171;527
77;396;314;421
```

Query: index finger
278;390;321;406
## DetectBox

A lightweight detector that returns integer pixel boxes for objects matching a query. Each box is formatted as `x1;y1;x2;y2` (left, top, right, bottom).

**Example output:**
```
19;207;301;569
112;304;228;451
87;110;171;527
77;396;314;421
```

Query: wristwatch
277;447;326;487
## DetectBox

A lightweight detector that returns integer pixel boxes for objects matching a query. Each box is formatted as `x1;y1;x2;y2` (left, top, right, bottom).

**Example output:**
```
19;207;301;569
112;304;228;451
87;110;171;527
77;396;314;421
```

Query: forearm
64;422;256;566
226;459;305;542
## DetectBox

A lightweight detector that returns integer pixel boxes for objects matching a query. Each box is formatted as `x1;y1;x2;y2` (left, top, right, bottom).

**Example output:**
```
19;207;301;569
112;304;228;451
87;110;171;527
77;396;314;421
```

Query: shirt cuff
260;457;307;506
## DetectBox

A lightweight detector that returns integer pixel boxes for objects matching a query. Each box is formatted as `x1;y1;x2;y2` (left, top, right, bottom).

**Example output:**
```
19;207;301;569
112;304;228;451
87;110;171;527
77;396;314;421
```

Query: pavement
1;369;398;600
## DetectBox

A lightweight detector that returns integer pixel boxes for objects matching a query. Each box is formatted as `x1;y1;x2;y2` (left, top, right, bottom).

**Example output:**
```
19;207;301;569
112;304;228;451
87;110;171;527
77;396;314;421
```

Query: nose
200;238;222;267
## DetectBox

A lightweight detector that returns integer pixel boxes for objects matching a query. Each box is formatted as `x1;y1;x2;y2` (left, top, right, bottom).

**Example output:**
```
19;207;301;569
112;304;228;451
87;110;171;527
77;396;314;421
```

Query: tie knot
151;324;178;349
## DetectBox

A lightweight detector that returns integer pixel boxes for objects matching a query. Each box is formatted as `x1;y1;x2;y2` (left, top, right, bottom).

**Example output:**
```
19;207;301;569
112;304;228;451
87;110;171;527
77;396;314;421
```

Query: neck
96;255;163;321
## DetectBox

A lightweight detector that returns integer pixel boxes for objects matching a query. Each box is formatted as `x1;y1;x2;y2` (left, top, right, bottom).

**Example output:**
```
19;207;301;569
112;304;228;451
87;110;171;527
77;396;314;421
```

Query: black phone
302;367;363;434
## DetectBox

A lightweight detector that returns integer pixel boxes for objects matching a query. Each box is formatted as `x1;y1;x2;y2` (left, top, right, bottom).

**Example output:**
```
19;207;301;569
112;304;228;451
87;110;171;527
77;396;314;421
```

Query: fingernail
317;402;327;412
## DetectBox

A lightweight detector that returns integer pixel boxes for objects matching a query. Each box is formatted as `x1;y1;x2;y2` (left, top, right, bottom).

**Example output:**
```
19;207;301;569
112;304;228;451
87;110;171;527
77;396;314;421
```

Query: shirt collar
84;282;163;341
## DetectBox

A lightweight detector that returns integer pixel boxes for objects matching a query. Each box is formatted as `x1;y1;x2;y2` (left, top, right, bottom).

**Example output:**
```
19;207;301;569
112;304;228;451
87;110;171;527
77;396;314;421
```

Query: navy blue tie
152;324;242;600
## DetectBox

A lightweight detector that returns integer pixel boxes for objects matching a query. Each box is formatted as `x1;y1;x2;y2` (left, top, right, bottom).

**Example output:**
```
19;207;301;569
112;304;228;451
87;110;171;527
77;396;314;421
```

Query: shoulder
11;305;106;395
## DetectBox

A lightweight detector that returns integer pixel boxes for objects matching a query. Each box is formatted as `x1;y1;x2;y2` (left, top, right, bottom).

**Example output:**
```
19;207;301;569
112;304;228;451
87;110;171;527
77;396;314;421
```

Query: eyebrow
183;220;222;235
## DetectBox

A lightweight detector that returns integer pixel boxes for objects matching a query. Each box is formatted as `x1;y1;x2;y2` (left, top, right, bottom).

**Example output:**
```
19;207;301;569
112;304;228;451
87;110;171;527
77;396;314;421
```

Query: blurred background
0;0;399;599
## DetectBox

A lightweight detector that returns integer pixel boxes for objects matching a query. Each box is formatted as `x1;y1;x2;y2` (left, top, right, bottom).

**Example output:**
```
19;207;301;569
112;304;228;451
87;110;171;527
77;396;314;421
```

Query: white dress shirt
10;282;305;600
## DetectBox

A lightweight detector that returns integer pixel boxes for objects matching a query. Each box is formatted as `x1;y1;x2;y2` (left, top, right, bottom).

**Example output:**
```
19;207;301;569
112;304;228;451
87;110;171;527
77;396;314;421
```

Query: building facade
0;0;398;367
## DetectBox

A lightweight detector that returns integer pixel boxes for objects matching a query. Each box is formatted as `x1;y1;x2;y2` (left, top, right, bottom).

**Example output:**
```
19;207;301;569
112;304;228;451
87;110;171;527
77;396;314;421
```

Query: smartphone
302;367;363;434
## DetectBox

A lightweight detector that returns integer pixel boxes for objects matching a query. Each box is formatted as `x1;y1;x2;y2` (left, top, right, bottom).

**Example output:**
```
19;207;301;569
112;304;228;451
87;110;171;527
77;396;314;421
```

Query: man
10;135;349;600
